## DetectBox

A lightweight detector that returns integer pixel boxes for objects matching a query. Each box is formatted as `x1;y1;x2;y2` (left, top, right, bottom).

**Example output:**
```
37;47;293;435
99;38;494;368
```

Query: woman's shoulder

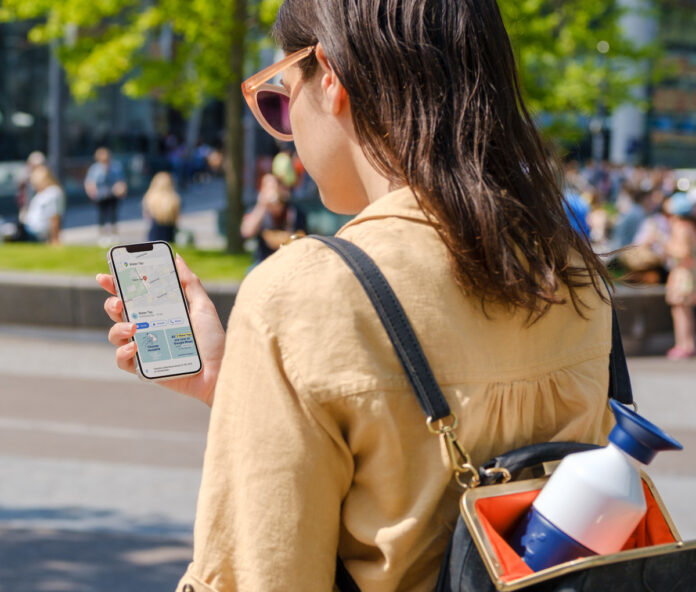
48;184;65;198
229;233;613;401
233;236;357;320
34;184;64;202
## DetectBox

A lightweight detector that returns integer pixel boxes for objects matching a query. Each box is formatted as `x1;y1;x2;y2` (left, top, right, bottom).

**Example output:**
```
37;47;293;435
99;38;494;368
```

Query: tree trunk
223;0;248;253
48;44;65;183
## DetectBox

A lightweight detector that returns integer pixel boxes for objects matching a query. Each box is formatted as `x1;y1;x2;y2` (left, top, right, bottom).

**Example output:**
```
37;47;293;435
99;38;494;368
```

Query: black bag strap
312;235;633;409
311;235;452;421
335;556;361;592
478;441;601;485
311;235;633;592
608;305;633;404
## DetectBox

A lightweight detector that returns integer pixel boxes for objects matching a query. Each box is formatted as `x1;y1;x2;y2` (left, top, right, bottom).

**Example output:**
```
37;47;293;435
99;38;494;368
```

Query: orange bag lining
474;480;676;583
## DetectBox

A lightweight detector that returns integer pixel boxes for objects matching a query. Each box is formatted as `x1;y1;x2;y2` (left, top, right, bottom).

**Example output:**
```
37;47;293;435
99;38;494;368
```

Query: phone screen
109;241;202;380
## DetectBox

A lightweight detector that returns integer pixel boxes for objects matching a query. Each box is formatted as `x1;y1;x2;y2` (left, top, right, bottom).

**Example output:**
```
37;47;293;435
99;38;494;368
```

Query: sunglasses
242;46;315;142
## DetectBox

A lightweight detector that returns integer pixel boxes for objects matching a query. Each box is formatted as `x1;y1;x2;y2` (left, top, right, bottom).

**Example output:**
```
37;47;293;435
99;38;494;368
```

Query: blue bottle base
509;507;596;572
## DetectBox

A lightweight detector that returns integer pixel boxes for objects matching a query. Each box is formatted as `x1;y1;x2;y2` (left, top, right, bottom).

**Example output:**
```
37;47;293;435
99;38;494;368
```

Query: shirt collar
336;186;432;235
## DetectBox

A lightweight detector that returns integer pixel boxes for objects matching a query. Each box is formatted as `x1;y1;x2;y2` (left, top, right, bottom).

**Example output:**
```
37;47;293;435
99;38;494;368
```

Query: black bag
312;236;696;592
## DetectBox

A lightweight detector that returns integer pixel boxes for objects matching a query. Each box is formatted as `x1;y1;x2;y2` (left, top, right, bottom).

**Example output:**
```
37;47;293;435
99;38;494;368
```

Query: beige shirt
176;187;614;592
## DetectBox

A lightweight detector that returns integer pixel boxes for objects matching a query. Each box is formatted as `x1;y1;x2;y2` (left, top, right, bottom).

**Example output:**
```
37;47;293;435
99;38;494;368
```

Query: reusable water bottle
510;400;682;572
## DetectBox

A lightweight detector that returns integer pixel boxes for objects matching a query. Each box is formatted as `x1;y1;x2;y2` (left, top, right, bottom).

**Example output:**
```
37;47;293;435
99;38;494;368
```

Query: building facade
0;22;164;163
648;0;696;167
610;0;696;167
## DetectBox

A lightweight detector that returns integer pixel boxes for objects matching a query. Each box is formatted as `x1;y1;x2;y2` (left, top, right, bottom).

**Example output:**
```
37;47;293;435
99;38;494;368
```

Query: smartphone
107;241;202;382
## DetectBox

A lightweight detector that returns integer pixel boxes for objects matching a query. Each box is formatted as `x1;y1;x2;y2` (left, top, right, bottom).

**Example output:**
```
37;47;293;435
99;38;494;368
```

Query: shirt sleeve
43;187;64;217
176;297;354;592
84;164;97;184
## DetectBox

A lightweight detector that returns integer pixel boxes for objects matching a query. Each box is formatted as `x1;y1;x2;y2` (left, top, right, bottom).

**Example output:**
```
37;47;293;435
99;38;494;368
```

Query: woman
664;192;696;359
240;172;307;264
98;1;614;590
142;171;181;243
8;164;65;244
84;147;127;244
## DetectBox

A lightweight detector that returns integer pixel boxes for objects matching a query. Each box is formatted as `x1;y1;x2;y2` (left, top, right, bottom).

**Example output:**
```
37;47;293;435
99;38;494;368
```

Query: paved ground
0;324;694;591
0;325;209;591
625;357;696;539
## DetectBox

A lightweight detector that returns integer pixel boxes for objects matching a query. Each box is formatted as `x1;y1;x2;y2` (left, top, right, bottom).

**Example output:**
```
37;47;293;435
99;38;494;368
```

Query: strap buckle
427;414;481;491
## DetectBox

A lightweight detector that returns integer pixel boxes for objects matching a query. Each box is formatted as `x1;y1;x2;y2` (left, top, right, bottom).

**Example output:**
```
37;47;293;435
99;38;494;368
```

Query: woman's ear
315;43;349;116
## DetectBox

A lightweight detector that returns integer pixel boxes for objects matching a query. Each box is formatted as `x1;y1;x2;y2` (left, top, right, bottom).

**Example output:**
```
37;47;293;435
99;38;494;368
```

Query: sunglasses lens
257;90;291;137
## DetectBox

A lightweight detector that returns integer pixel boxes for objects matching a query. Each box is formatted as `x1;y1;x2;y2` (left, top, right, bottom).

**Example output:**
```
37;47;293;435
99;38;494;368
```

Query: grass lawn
0;243;251;282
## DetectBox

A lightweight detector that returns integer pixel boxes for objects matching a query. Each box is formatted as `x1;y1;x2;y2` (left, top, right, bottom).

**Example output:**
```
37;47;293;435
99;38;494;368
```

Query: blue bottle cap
608;400;682;465
510;507;596;571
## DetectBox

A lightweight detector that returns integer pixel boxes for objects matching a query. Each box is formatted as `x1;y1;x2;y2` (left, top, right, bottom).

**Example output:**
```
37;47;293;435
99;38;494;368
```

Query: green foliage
0;0;277;112
257;0;283;28
0;0;658;141
499;0;659;139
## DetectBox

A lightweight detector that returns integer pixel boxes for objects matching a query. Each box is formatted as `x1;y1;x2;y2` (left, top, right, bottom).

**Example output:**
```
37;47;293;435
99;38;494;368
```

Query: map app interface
111;243;201;379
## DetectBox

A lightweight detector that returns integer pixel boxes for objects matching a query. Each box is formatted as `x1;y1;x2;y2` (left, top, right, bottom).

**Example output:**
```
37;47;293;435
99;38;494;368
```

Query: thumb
175;253;208;304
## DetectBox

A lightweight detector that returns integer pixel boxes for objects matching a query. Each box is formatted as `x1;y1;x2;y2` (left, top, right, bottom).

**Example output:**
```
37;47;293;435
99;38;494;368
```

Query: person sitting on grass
3;165;65;244
240;172;307;264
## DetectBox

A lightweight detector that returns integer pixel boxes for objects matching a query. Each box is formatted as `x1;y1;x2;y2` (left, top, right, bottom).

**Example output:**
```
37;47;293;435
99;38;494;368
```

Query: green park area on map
119;267;148;301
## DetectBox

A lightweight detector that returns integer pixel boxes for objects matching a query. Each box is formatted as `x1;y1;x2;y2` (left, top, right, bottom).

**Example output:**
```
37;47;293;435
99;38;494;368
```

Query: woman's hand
96;254;226;407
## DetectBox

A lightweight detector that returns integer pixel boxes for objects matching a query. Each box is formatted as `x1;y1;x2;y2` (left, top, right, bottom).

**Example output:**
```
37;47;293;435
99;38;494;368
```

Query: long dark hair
274;0;609;317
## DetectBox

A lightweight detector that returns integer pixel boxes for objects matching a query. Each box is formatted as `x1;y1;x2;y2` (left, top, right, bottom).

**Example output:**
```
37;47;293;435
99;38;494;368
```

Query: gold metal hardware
481;466;512;484
455;464;482;490
540;460;561;477
426;414;458;434
459;472;693;591
281;233;306;248
427;414;480;490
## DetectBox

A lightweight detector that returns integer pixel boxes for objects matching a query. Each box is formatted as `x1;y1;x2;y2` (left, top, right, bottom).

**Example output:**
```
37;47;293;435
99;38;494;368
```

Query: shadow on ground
0;506;194;539
0;525;191;592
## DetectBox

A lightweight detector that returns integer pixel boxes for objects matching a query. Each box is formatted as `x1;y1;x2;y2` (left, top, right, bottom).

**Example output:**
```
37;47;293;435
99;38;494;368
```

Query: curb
612;284;673;356
0;272;673;355
0;271;239;330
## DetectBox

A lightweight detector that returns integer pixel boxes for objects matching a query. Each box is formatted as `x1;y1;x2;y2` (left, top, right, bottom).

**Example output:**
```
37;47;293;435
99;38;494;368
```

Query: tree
0;0;657;237
498;0;658;144
0;0;283;252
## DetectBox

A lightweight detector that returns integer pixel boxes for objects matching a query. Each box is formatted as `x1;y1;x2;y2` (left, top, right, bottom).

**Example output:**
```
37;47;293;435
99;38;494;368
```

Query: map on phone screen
111;243;201;379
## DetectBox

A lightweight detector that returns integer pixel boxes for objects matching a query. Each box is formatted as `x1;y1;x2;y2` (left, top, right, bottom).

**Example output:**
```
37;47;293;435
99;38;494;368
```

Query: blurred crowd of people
0;141;310;256
2;147;693;358
0;138;224;247
162;134;224;188
565;160;696;359
1;147;132;246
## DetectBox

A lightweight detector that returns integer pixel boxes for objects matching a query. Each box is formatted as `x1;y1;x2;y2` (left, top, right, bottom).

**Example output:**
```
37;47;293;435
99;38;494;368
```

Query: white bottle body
533;443;646;555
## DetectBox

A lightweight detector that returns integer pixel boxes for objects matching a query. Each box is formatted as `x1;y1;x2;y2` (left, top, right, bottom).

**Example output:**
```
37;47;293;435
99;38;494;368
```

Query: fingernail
127;341;137;351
